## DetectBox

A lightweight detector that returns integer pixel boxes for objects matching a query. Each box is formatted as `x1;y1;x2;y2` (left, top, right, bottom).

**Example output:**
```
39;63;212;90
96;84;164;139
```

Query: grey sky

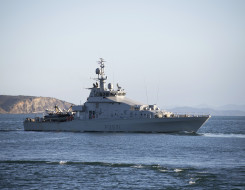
0;0;244;107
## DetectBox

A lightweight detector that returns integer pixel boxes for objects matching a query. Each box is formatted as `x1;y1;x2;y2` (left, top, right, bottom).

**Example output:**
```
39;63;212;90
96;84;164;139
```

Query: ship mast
96;58;107;91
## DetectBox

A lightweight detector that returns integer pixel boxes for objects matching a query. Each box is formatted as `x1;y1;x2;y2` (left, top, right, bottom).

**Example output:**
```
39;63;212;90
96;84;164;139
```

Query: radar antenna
98;58;106;71
96;58;107;91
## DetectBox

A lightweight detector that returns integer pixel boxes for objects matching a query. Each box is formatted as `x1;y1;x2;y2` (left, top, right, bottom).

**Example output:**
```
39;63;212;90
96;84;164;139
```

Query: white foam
59;161;67;165
152;165;161;168
159;169;168;172
189;178;198;185
174;169;183;172
203;133;245;138
131;165;144;169
189;180;196;185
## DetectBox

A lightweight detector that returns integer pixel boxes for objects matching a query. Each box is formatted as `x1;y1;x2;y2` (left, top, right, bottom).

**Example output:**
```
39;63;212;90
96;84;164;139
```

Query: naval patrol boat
24;58;210;133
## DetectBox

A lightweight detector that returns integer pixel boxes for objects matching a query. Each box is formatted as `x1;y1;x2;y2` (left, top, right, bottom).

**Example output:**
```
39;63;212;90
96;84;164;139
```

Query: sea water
0;114;244;189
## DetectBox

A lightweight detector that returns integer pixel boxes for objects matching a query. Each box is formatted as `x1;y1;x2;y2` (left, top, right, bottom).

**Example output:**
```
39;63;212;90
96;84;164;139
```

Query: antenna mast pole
97;58;107;91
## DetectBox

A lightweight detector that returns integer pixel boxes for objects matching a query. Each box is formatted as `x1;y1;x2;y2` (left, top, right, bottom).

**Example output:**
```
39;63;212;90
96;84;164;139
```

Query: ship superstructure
75;58;171;120
24;58;210;133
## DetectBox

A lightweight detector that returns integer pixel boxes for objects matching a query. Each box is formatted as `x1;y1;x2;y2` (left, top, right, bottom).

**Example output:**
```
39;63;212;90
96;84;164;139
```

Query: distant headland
0;95;72;114
0;95;244;116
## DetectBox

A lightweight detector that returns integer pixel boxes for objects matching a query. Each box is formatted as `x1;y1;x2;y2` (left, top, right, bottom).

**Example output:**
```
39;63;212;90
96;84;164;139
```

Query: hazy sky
0;0;244;108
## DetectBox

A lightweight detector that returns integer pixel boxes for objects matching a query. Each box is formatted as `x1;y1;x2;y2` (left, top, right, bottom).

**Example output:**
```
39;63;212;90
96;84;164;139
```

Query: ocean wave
0;160;185;172
2;160;239;187
0;129;21;132
0;160;137;167
0;136;69;143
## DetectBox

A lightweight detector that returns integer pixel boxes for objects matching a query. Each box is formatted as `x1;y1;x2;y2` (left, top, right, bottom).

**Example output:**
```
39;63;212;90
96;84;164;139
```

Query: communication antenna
156;83;159;105
96;58;107;91
113;72;114;89
144;78;149;105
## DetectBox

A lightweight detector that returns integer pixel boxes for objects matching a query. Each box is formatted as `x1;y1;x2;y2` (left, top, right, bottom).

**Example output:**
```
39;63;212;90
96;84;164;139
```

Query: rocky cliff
0;95;73;114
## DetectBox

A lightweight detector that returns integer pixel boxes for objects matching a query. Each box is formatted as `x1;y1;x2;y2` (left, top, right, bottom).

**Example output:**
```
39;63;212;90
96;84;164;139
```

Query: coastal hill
1;95;244;116
0;95;72;114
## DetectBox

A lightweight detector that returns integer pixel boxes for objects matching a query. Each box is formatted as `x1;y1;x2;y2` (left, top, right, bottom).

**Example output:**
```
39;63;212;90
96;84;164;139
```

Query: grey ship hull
24;116;210;133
